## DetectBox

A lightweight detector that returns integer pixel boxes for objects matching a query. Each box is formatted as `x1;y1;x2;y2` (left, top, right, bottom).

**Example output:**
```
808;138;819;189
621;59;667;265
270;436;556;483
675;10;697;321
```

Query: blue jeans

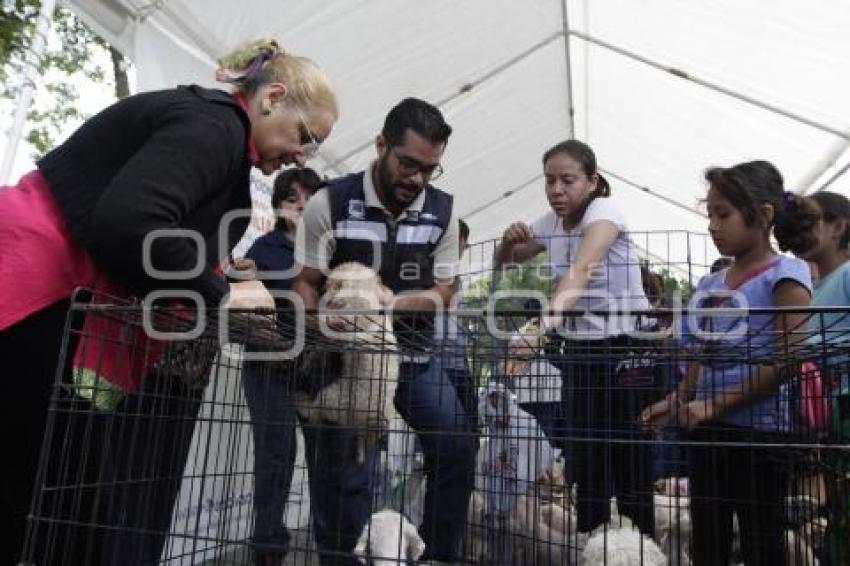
444;366;478;432
242;362;298;556
303;360;476;565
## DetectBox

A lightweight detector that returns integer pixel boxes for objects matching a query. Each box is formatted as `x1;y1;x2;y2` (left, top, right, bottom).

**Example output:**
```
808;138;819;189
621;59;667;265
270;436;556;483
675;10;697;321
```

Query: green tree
1;0;130;157
658;267;695;304
463;255;553;381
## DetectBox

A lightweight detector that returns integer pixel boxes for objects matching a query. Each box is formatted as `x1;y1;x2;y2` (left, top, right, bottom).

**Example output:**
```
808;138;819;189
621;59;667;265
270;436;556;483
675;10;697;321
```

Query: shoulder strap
326;172;366;224
726;257;780;291
418;186;454;242
701;257;781;312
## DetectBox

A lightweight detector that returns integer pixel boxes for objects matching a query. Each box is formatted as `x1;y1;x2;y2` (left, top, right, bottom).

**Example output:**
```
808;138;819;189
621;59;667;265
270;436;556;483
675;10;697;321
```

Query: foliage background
1;0;129;159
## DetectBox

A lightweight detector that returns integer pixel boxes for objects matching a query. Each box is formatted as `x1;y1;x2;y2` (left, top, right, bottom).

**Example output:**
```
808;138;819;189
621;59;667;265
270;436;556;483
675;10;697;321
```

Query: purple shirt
688;256;812;431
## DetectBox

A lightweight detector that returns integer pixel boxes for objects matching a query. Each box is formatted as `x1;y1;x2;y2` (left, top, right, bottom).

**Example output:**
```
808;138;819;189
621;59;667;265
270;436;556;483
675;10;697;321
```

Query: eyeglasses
294;106;321;159
392;148;444;181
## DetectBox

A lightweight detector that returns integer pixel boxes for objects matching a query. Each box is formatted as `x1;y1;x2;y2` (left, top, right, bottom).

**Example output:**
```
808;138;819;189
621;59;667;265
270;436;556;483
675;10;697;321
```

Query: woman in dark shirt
0;38;338;565
240;167;324;566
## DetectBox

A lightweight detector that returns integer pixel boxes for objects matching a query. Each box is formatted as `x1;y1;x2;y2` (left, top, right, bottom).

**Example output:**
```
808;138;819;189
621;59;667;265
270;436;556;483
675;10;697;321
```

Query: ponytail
567;173;610;226
216;38;281;88
774;192;818;255
777;191;850;255
595;173;611;197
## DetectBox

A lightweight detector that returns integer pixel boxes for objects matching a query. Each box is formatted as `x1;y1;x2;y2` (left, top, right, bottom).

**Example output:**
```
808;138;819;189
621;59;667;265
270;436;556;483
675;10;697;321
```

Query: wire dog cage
20;233;850;566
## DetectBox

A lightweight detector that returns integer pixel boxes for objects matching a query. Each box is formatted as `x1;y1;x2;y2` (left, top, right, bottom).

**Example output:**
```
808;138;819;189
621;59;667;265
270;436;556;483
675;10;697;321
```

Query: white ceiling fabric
64;0;850;274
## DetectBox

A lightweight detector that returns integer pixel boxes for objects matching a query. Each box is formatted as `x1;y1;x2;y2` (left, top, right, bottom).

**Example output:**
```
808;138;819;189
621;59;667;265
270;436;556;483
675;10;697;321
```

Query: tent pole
461;173;544;220
1;0;56;185
581;0;590;138
798;139;850;195
812;161;850;194
569;29;850;142
560;0;575;137
599;168;706;218
324;31;563;172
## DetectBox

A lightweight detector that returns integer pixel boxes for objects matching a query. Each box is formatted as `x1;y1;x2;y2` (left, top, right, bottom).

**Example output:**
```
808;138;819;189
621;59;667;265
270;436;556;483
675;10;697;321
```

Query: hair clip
216;45;278;85
783;191;797;210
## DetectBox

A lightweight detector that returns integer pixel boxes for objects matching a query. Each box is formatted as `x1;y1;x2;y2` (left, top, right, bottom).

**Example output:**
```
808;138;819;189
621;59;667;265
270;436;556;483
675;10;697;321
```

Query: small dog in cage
473;383;581;564
653;493;691;565
353;508;426;565
514;494;581;565
295;262;399;461
579;513;667;566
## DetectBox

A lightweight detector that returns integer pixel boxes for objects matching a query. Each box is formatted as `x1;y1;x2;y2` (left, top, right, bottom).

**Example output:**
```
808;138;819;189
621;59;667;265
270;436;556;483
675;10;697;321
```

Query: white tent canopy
64;0;850;272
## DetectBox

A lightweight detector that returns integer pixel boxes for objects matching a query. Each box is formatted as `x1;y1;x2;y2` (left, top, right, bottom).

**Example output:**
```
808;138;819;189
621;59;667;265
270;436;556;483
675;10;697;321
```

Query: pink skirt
0;170;160;400
0;170;100;330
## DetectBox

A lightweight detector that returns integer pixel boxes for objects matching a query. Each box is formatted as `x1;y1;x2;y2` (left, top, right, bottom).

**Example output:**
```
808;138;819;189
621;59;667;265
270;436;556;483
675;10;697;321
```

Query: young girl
498;139;656;536
241;167;324;566
641;160;812;565
781;191;850;566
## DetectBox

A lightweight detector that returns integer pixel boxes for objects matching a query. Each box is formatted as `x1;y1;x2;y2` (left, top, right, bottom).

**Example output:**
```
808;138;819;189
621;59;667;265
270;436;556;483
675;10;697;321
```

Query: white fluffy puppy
581;516;667;566
653;493;691;565
354;509;426;565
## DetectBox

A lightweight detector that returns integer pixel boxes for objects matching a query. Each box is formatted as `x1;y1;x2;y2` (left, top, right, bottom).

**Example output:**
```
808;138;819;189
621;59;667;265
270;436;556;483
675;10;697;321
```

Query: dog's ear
322;276;339;294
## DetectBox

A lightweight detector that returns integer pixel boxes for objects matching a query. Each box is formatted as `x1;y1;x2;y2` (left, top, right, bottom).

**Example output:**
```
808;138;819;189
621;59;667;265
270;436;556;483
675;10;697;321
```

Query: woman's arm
494;222;545;267
291;265;324;311
547;220;619;324
640;362;699;430
675;361;701;402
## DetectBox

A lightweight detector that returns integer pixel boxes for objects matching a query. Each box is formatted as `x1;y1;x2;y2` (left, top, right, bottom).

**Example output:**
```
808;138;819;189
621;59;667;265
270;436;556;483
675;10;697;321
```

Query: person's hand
320;307;357;332
378;286;395;309
501;222;534;246
229;310;284;347
638;391;679;432
229;257;258;280
221;281;281;347
540;314;563;332
225;280;274;311
676;399;715;431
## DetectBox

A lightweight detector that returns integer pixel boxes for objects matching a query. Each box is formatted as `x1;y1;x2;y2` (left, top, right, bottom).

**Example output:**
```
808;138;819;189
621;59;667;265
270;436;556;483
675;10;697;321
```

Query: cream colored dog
354;509;426;565
295;262;398;461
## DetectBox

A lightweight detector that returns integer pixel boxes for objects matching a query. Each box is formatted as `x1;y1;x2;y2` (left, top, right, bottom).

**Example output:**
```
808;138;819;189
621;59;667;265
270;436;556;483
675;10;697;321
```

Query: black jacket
38;85;253;304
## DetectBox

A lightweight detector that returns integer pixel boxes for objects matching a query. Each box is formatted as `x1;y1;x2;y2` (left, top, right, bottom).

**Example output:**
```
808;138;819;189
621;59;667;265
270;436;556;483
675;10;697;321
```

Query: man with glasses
292;98;475;565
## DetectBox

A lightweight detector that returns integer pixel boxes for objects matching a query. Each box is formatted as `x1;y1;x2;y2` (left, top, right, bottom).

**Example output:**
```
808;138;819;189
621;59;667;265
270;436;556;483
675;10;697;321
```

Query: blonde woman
0;39;338;565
